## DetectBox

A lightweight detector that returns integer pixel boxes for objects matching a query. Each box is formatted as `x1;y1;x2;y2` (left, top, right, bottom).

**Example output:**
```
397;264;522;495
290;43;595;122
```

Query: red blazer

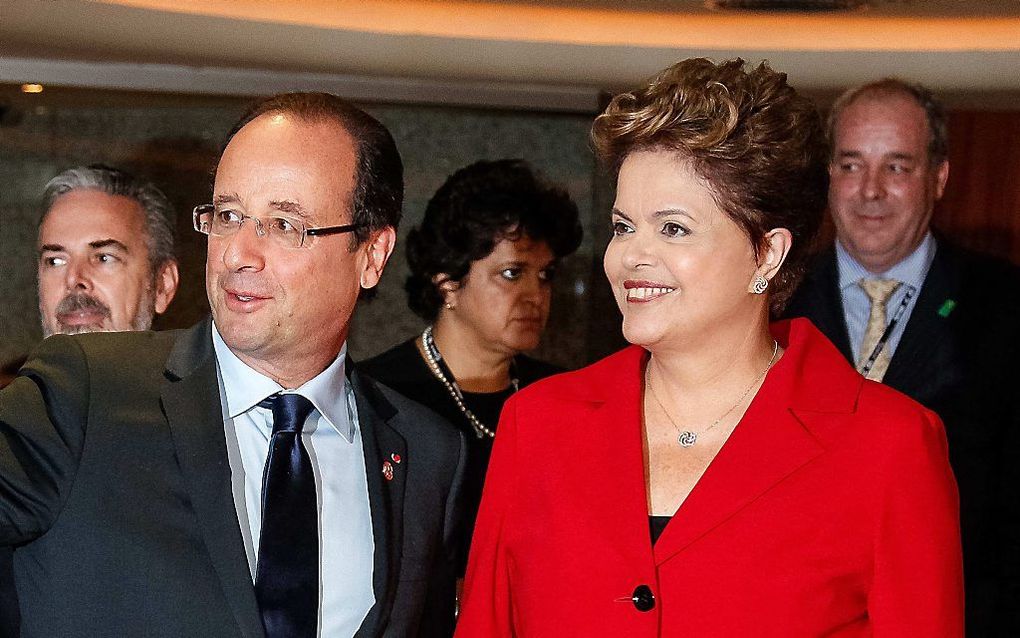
457;319;963;637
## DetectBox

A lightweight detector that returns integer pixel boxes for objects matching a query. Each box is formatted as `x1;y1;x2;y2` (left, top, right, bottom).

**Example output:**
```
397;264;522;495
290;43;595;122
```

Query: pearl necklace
646;340;779;448
420;326;519;440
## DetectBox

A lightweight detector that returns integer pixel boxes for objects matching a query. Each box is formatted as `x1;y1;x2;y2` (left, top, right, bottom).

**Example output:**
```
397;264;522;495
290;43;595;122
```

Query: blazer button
631;584;655;612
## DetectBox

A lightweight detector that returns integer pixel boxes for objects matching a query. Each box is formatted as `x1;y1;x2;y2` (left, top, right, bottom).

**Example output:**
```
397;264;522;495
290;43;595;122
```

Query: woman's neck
429;317;514;393
645;315;779;424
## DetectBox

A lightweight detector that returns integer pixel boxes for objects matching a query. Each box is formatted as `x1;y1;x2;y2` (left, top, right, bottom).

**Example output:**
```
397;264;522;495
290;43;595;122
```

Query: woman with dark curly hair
457;59;962;636
360;158;582;572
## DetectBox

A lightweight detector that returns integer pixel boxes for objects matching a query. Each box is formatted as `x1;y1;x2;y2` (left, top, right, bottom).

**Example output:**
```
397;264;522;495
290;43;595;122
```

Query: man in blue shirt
0;93;465;637
784;79;1020;636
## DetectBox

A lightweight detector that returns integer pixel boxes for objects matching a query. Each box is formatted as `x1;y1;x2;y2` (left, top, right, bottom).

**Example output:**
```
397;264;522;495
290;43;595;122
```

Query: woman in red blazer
456;58;963;637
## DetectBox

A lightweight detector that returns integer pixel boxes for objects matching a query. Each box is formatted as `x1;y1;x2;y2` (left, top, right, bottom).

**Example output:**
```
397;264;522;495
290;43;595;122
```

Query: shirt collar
211;323;355;441
836;231;937;292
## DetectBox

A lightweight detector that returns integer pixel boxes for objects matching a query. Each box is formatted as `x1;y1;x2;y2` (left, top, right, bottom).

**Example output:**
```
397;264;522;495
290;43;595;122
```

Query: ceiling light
20;83;44;94
706;0;867;11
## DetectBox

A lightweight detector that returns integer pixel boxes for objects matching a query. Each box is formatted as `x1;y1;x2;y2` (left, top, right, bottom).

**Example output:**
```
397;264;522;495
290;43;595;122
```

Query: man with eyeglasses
0;93;466;637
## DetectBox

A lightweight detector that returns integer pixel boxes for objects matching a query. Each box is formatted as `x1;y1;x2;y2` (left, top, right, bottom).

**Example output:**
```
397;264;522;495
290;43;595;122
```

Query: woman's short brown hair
591;58;828;314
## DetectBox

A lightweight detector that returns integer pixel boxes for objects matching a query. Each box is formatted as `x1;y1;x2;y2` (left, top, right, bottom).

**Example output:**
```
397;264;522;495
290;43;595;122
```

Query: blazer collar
163;320;409;638
350;366;407;638
881;243;960;395
161;318;265;638
571;319;861;565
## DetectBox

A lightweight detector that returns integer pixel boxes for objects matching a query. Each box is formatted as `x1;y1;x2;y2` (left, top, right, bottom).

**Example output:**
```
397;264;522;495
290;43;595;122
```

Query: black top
360;336;563;573
649;516;671;545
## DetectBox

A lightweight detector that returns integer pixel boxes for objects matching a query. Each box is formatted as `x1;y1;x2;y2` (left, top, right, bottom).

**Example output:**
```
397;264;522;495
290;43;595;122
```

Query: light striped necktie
857;278;902;382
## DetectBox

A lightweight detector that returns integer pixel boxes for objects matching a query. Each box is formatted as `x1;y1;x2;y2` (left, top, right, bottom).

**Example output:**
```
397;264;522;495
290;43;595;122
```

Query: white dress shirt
212;325;375;636
836;232;937;363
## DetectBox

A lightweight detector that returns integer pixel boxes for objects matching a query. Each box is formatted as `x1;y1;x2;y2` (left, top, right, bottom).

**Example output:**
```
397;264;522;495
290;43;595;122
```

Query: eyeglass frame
192;203;363;248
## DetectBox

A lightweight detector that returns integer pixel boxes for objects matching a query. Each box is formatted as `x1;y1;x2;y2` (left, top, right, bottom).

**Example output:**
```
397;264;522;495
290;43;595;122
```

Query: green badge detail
938;299;957;318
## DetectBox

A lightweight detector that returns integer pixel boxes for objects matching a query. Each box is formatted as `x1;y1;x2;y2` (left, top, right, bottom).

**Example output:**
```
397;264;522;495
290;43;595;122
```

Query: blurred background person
37;164;179;337
783;79;1020;635
457;58;962;636
1;165;180;637
361;158;582;576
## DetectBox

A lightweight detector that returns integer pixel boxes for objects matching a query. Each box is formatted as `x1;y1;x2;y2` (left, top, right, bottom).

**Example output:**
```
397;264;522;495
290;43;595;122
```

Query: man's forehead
41;192;147;237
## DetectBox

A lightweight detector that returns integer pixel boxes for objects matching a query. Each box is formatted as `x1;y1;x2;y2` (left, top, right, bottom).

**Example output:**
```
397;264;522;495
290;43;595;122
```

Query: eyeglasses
192;204;362;249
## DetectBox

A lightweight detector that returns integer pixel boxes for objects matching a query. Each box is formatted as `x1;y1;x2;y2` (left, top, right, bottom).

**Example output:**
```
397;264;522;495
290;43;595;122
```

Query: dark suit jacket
783;242;1020;636
0;319;466;637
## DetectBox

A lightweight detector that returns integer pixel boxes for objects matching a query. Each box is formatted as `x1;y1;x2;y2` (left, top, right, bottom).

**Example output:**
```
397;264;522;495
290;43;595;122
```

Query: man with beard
0;165;182;638
36;164;180;337
783;79;1020;635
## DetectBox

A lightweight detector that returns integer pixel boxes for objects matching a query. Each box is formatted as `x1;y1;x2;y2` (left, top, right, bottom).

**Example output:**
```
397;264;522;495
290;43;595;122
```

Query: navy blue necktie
255;393;319;638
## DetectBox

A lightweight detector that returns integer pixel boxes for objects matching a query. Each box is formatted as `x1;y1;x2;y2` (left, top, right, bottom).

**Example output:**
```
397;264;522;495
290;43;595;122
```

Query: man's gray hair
40;165;177;275
827;78;949;167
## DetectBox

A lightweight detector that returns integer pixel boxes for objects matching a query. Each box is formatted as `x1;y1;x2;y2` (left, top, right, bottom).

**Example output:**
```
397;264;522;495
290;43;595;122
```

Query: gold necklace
645;340;779;448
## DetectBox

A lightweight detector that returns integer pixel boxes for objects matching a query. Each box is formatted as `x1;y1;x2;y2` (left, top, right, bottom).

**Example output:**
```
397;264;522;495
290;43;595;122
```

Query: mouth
223;288;272;311
624;280;676;303
57;310;107;326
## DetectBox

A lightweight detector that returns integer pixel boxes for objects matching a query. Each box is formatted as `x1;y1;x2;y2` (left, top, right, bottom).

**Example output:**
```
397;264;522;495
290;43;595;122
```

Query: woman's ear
433;274;460;309
747;228;793;293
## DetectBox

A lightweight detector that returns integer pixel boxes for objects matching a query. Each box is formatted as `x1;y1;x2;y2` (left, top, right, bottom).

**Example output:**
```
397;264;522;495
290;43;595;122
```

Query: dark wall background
0;84;624;369
4;85;1016;371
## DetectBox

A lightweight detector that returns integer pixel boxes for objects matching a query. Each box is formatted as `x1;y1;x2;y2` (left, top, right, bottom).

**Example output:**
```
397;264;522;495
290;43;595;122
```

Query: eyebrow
268;200;311;220
40;239;129;254
90;239;130;252
653;208;695;220
835;150;917;161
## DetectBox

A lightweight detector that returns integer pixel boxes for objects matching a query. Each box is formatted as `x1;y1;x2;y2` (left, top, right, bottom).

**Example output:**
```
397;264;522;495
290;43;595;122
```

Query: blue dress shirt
212;326;375;637
836;232;937;363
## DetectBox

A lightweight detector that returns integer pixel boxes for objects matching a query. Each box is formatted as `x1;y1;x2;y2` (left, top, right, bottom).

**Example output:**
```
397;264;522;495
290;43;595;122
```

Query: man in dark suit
784;79;1020;635
0;93;465;637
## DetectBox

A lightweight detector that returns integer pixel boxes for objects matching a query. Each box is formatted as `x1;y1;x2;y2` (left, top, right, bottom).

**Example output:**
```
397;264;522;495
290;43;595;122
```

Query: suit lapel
160;319;264;638
653;322;832;565
882;247;959;398
351;368;407;638
790;250;854;363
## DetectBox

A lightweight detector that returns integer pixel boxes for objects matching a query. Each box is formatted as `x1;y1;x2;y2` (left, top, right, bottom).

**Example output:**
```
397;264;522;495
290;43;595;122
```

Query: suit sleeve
454;395;520;637
0;336;89;545
868;408;964;636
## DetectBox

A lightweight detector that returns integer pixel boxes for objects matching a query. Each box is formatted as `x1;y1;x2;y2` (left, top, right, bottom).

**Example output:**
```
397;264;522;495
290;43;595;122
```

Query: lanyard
858;286;914;376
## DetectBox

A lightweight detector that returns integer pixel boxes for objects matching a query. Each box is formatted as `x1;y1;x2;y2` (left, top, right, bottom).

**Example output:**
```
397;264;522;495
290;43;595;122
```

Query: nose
620;231;656;270
64;260;92;292
861;167;886;201
220;218;267;272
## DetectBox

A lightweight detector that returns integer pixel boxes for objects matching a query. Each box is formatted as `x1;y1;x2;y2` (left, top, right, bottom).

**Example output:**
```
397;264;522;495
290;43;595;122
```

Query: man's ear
359;226;396;290
747;228;793;292
933;159;950;201
154;260;180;314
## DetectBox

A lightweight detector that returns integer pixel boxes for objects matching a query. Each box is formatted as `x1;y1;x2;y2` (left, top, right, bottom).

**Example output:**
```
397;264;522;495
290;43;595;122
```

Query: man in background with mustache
0;164;182;638
783;79;1020;635
36;164;180;337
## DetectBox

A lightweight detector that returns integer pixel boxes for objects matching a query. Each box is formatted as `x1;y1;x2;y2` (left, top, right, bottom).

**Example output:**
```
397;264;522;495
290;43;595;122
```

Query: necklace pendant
677;431;697;448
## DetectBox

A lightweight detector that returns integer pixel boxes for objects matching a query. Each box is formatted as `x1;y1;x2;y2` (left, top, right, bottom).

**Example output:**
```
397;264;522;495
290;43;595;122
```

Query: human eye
611;219;634;236
95;253;122;265
888;163;912;175
500;267;523;281
214;208;243;229
41;255;67;268
661;221;690;238
267;216;301;236
538;265;557;283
